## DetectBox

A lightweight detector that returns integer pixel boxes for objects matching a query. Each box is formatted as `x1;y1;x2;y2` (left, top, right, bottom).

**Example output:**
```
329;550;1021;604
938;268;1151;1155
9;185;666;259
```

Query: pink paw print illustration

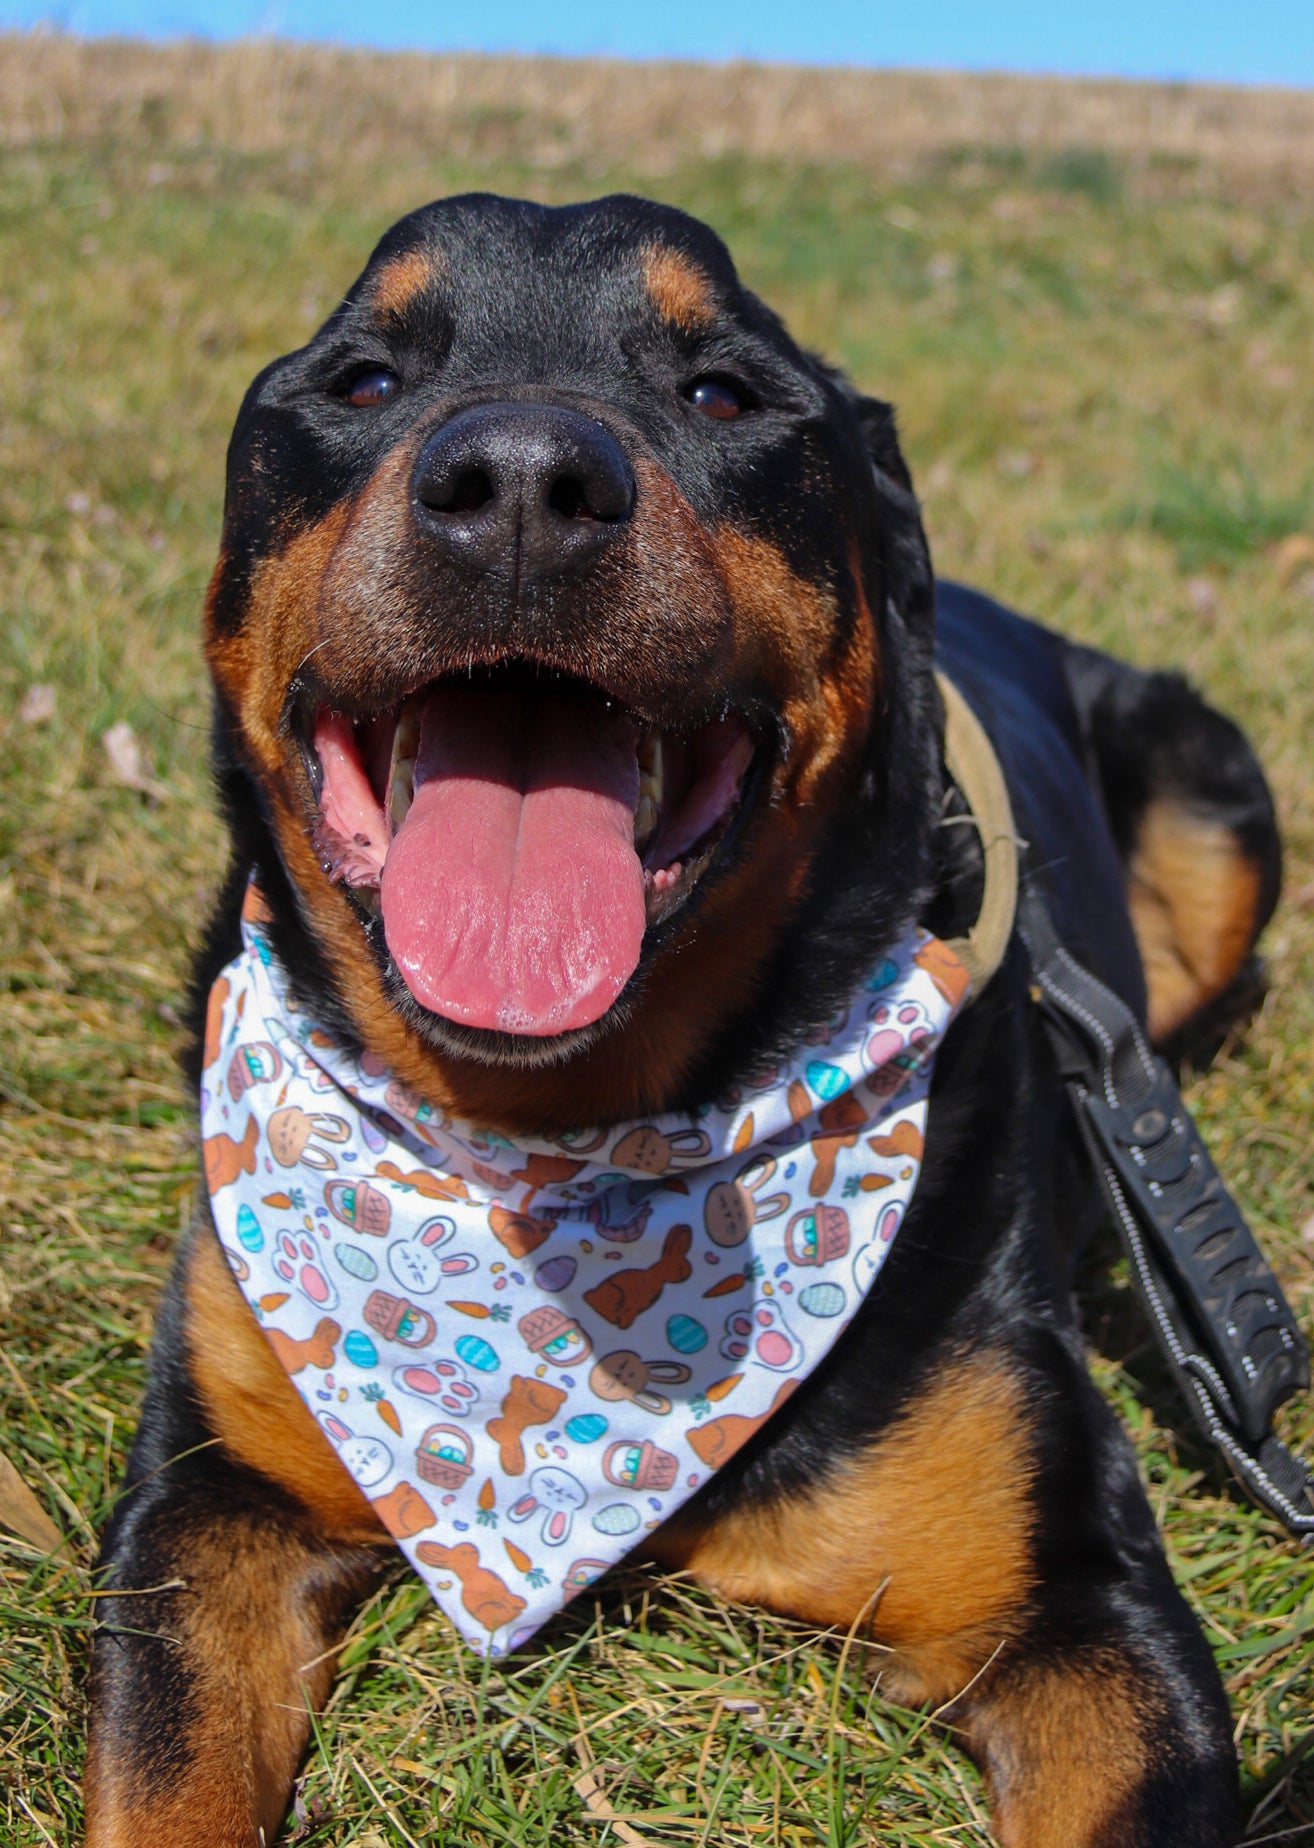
273;1229;338;1309
392;1358;479;1417
719;1303;803;1372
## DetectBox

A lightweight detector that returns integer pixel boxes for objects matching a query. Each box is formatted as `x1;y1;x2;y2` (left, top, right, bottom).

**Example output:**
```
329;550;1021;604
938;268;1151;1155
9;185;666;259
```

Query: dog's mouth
307;668;757;1039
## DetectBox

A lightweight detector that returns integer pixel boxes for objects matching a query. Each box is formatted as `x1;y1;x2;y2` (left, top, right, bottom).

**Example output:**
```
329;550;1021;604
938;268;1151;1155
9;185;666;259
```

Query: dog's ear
848;390;916;497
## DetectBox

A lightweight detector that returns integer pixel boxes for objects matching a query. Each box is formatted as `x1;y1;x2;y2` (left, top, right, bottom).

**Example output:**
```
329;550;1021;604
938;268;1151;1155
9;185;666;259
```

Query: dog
86;193;1283;1847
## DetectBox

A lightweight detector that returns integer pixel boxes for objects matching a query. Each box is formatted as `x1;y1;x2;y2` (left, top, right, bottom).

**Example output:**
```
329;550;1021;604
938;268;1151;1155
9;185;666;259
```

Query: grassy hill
1;33;1311;1847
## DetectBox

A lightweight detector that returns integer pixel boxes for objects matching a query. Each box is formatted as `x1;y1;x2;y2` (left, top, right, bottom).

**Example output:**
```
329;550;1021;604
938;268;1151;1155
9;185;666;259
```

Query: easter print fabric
201;893;970;1654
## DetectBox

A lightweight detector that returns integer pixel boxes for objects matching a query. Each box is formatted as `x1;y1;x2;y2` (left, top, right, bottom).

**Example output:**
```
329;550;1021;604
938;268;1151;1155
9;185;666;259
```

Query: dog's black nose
413;403;635;583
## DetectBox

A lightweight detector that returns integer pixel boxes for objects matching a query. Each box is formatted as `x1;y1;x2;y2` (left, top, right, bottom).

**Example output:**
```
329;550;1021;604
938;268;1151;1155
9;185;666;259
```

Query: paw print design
507;1465;587;1547
703;1153;790;1249
226;1040;284;1101
865;1000;934;1098
318;1412;393;1489
387;1216;479;1296
267;1106;352;1171
719;1302;804;1372
273;1229;339;1309
391;1358;479;1417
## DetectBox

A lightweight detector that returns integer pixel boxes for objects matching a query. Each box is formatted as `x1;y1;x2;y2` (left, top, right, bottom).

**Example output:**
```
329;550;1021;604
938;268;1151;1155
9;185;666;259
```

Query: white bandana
200;891;969;1654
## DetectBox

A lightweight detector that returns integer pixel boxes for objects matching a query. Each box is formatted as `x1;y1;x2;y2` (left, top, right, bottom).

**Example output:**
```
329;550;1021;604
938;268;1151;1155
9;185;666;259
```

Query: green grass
2;42;1313;1848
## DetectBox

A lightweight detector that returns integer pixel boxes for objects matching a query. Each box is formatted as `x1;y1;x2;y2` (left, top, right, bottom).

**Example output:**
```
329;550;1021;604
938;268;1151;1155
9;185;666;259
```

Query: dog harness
202;904;976;1653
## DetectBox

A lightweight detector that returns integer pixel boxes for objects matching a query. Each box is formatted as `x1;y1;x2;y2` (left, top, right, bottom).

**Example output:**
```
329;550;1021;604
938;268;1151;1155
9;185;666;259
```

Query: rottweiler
86;194;1283;1847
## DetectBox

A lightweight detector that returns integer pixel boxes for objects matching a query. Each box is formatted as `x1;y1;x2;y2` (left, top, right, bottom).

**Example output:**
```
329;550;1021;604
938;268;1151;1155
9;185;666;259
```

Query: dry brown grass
6;31;1314;201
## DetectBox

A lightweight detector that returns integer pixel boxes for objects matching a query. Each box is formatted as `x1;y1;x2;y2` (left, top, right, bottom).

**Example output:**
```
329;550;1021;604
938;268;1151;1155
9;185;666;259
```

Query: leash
1018;882;1314;1540
937;672;1314;1540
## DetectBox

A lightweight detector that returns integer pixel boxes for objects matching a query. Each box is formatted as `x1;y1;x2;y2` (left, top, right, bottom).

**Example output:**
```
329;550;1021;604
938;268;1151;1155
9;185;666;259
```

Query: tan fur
203;450;881;1136
969;1652;1153;1847
369;246;439;319
85;1516;363;1848
1128;800;1262;1040
643;243;717;329
185;1228;388;1542
653;1351;1036;1705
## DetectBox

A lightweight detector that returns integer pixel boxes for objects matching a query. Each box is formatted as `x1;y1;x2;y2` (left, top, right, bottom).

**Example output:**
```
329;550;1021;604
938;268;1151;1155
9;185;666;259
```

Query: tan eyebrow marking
643;243;717;331
369;246;439;320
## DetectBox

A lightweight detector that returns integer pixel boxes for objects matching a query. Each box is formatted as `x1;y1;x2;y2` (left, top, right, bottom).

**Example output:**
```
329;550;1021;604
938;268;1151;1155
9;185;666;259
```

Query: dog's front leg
86;1217;390;1847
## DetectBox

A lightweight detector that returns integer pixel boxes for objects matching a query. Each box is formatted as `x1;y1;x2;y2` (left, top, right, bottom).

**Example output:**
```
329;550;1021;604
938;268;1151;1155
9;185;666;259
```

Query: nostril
426;466;495;516
548;475;600;522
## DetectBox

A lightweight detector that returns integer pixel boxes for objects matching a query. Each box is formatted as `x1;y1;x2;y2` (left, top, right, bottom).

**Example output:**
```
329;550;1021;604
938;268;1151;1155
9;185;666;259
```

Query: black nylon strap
1017;883;1314;1541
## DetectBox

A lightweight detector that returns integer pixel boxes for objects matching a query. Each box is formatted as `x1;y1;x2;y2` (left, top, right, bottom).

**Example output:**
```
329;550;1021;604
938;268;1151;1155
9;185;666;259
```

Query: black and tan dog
87;195;1282;1847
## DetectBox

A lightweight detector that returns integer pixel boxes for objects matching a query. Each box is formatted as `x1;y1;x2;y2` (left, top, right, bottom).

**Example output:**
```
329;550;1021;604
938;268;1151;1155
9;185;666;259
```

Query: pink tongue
380;685;646;1035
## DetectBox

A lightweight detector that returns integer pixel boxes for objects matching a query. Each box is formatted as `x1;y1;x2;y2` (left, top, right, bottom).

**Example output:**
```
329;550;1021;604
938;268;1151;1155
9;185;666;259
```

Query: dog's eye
342;368;399;408
687;377;748;421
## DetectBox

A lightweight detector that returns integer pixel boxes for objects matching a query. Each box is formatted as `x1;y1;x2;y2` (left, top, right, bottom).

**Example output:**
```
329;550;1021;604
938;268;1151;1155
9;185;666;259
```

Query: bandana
201;895;969;1654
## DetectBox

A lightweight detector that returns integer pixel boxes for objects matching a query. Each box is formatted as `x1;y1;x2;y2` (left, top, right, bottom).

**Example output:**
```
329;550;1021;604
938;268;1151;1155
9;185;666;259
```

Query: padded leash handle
1017;884;1314;1541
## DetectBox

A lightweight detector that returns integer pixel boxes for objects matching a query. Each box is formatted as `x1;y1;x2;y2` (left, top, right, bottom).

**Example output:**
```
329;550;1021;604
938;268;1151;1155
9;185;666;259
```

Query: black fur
90;193;1283;1848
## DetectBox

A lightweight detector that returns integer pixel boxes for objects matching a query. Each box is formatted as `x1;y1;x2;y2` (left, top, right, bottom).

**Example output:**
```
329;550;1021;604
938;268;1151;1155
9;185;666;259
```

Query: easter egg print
593;1502;640;1537
799;1282;846;1318
565;1413;608;1444
805;1060;847;1101
335;1242;378;1283
236;1204;264;1252
666;1314;708;1354
535;1255;577;1292
455;1334;500;1373
343;1330;379;1369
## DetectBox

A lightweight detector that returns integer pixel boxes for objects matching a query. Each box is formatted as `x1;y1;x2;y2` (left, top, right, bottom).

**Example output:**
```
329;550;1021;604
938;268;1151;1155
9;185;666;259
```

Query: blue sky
5;0;1313;87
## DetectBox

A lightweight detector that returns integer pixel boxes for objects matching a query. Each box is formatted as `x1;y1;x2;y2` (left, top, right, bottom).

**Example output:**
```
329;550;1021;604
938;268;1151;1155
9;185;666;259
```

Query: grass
1;32;1313;1848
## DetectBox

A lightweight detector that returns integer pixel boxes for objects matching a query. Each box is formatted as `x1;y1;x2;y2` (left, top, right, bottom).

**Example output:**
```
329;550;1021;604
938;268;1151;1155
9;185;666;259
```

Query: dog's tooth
634;794;657;850
389;756;415;830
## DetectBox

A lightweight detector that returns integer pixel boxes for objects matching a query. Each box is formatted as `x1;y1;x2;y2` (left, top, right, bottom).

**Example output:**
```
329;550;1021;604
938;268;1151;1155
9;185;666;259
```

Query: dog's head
202;194;939;1129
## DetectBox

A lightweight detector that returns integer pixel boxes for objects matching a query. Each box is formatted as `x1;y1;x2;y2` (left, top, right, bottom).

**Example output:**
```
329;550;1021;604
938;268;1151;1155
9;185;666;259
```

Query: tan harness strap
935;672;1020;1000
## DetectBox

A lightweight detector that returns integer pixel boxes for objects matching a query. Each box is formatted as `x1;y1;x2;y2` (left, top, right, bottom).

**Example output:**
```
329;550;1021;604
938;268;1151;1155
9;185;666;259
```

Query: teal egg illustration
593;1502;640;1536
565;1413;608;1444
665;1313;708;1355
343;1329;379;1368
335;1242;378;1283
799;1282;846;1318
455;1333;500;1372
805;1060;847;1101
236;1205;264;1252
535;1255;577;1292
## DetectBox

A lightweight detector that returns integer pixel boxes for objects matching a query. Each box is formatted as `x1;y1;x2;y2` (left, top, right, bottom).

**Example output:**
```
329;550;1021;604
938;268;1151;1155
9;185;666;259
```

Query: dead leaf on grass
102;720;165;800
18;683;57;726
1272;532;1314;586
0;1446;63;1552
